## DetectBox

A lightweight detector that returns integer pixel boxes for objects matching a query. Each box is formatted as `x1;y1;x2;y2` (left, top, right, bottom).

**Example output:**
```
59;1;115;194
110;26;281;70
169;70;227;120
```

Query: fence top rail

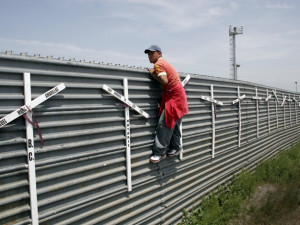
0;51;297;94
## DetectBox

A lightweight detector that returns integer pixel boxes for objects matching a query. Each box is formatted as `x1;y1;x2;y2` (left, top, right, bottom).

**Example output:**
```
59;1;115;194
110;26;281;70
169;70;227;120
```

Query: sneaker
149;154;165;163
167;149;181;157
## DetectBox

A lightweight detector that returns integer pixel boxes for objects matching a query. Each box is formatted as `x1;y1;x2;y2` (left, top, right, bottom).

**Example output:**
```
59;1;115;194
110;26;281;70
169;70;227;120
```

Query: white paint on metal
232;94;245;105
181;74;191;87
232;86;245;147
272;90;279;104
211;85;215;158
266;90;270;133
0;83;66;128
200;96;223;106
201;85;224;158
179;120;183;161
296;95;299;124
180;74;191;160
102;84;150;119
288;94;292;126
273;90;279;129
252;87;261;138
281;95;286;107
24;73;39;225
282;94;286;129
123;78;132;192
265;94;272;102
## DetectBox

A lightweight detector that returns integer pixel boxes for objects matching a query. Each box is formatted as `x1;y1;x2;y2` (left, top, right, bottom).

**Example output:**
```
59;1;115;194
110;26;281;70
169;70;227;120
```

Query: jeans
152;110;183;156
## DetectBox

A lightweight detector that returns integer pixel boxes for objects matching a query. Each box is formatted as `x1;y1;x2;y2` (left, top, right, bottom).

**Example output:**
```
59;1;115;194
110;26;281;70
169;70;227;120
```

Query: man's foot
167;149;181;157
149;154;166;163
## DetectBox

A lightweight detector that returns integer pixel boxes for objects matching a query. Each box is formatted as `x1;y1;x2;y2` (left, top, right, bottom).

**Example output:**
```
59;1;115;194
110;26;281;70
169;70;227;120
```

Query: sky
1;0;299;92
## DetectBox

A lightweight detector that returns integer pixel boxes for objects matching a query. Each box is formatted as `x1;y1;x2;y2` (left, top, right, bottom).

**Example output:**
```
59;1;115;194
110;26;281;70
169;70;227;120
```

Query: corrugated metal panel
0;52;299;225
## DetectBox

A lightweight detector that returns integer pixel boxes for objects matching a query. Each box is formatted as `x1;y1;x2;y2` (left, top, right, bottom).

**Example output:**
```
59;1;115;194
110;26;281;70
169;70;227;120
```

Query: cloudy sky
1;0;299;92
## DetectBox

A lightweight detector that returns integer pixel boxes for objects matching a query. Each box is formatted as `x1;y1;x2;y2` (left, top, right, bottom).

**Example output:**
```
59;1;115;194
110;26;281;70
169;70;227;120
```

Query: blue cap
144;45;162;54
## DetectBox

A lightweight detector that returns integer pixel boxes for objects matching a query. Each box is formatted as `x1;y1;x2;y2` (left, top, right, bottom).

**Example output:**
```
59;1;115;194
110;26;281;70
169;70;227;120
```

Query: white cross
288;95;292;126
201;95;224;106
179;74;191;160
0;83;66;128
282;94;287;129
294;95;298;124
232;86;245;147
265;94;272;102
272;90;279;129
201;85;223;158
0;73;66;225
266;90;271;133
102;84;150;119
252;87;262;138
272;90;279;104
232;94;246;105
252;87;262;111
181;74;191;87
281;95;287;107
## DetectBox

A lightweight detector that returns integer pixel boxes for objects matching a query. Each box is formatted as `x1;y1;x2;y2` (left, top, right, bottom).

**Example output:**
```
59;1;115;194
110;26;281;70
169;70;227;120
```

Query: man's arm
148;69;168;86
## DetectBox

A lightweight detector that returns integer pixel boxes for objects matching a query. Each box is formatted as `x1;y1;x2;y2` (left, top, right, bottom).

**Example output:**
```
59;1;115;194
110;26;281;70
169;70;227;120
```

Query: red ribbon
214;103;217;120
22;106;44;146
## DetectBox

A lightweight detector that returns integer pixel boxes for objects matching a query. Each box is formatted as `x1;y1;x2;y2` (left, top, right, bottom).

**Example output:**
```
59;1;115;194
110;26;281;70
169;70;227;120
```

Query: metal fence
0;52;299;225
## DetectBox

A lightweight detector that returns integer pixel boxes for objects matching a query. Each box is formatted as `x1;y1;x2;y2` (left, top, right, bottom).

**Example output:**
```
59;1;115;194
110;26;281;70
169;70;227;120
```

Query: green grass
180;140;300;225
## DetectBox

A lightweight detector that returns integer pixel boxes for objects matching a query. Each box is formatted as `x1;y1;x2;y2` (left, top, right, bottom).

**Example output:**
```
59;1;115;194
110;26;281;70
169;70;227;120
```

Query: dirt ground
230;184;300;225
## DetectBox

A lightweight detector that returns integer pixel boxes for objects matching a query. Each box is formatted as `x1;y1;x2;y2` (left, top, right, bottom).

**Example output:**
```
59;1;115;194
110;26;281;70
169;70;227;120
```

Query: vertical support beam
123;78;132;192
232;87;245;148
295;94;298;125
211;85;215;158
252;87;261;138
273;90;279;129
201;85;223;158
24;73;39;225
266;90;271;133
179;121;183;161
282;94;286;129
289;94;292;126
256;88;259;138
179;74;190;161
238;87;242;147
237;87;242;147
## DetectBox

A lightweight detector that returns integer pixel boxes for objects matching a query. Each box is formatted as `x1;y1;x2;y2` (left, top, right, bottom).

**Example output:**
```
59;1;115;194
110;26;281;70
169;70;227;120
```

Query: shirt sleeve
154;63;167;77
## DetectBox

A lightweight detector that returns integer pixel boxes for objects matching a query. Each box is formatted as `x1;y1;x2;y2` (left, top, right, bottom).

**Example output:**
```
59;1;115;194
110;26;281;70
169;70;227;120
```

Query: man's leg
152;110;174;156
168;118;182;156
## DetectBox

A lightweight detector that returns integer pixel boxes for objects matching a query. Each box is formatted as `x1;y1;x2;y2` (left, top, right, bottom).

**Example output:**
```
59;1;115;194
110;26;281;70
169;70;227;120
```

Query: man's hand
147;68;168;86
148;68;155;75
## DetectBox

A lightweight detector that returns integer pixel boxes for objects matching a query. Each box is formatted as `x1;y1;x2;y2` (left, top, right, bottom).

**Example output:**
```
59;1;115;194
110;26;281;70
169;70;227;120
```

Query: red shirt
153;58;188;129
154;58;181;89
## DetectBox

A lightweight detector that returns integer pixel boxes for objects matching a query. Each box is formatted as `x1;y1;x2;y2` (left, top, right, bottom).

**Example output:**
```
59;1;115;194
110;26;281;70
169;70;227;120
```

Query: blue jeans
152;110;183;156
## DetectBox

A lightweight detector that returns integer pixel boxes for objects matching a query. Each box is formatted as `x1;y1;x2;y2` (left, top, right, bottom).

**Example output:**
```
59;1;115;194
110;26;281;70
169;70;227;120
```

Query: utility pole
229;25;243;80
296;81;298;93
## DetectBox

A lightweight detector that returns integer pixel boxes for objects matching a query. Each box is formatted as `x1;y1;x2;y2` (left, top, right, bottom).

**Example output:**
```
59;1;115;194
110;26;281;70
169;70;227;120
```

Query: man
145;45;189;163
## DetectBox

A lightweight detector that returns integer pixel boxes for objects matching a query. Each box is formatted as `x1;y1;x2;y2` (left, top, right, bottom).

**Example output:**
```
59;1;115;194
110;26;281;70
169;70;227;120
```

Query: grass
179;140;300;225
